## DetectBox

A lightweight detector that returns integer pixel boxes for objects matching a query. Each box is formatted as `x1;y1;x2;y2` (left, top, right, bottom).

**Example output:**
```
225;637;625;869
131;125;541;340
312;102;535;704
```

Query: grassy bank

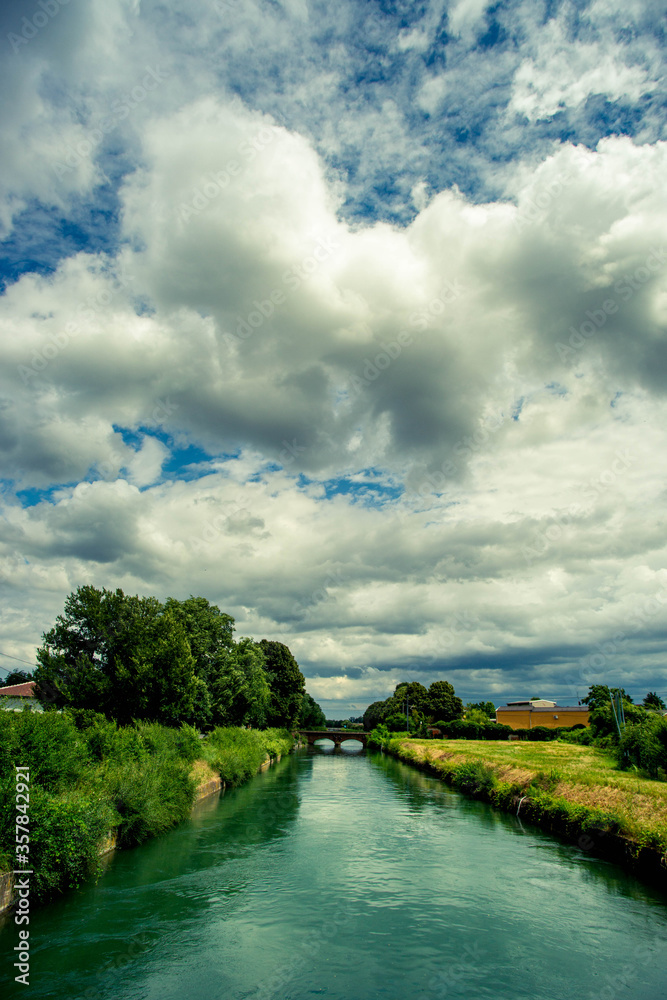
377;735;667;877
0;709;293;905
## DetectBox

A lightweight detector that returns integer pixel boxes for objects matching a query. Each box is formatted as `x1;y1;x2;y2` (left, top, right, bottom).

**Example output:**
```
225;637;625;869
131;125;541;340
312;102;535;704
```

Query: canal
2;745;667;999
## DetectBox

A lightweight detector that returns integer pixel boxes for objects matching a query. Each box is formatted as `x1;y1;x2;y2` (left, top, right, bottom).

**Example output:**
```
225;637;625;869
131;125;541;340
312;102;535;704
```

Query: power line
0;650;37;672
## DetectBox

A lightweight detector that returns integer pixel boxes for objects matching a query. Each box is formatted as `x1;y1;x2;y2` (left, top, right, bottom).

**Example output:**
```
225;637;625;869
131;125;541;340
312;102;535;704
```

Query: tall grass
0;711;293;904
202;727;293;786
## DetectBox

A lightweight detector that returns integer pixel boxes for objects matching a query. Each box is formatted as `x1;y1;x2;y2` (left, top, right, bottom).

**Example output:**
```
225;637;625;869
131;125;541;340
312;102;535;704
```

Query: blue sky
0;0;666;713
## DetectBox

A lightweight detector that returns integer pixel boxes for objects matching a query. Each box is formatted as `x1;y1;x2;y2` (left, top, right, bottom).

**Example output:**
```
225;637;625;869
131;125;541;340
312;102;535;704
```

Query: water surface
2;745;666;999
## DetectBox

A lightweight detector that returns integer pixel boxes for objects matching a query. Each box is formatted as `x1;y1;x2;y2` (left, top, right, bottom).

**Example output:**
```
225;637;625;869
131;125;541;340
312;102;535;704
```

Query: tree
466;701;496;719
259;640;305;728
164;596;235;684
643;692;666;712
2;669;32;686
425;680;463;722
465;708;490;725
363;700;391;732
34;586;198;726
298;692;327;728
582;685;633;712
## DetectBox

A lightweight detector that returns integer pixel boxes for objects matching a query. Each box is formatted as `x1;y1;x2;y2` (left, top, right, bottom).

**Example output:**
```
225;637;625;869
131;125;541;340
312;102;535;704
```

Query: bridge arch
296;729;368;748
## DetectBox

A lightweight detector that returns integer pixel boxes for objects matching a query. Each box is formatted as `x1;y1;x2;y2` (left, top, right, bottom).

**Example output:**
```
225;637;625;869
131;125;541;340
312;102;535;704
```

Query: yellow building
495;699;589;730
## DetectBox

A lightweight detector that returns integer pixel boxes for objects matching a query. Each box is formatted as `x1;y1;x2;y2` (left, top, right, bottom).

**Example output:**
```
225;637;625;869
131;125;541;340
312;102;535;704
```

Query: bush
617;715;667;778
452;761;497;797
103;755;196;847
481;722;513;740
526;726;554;742
0;710;89;792
204;727;273;785
0;782;114;902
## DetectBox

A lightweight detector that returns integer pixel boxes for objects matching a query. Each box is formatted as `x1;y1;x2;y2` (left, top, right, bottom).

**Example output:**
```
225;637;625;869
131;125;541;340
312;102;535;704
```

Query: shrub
0;710;90;792
617;715;667;778
452;761;497;797
0;782;114;902
103;756;196;847
481;722;513;740
204;727;272;785
526;726;554;742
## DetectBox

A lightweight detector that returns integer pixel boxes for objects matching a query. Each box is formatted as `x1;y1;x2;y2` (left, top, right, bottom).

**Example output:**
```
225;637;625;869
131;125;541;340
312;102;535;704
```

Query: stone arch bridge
296;729;368;748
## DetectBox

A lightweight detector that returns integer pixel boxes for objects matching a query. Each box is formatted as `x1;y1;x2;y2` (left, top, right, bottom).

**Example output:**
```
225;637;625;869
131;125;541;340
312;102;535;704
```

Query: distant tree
466;701;496;720
643;692;666;712
363;700;391;732
259;640;305;728
425;680;463;722
391;682;429;712
2;669;32;686
298;692;327;728
465;708;490;725
582;685;633;712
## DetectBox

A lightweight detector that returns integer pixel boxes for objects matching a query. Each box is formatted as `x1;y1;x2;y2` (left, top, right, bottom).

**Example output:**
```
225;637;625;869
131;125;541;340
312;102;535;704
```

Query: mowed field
398;739;667;849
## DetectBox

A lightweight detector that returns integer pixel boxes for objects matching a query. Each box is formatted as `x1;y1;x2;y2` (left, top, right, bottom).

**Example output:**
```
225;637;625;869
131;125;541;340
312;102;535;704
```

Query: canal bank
379;737;667;887
0;729;293;917
3;746;667;1000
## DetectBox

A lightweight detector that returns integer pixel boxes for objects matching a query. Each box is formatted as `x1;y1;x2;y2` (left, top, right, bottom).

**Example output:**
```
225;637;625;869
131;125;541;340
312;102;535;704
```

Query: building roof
0;681;36;698
497;703;588;713
506;699;556;707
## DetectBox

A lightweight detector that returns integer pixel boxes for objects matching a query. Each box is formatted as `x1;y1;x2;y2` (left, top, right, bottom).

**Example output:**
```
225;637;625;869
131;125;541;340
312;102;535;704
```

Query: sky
0;0;666;717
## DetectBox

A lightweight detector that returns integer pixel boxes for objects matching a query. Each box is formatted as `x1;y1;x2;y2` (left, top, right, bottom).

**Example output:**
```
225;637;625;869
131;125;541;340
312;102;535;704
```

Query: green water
2;745;667;999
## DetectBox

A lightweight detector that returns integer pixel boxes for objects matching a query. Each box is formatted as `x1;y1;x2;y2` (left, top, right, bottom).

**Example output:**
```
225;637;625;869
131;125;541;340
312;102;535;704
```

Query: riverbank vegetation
0;707;293;904
372;733;667;863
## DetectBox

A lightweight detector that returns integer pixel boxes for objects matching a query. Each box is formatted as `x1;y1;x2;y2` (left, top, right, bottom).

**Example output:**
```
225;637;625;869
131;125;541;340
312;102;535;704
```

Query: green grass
385;738;667;855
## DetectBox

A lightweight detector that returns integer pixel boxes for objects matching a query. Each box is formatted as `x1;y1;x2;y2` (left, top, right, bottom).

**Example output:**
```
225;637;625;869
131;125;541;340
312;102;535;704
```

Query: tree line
363;680;464;732
31;586;325;730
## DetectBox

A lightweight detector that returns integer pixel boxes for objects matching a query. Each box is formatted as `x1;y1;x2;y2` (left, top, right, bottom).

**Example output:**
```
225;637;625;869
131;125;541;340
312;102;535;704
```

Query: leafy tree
259;640;305;728
643;691;666;712
298;692;327;728
209;638;271;729
465;708;490;725
385;713;410;733
617;713;667;777
425;680;463;722
34;586;198;726
582;685;633;712
363;700;390;732
391;682;429;712
164;596;235;684
2;669;32;686
466;701;496;719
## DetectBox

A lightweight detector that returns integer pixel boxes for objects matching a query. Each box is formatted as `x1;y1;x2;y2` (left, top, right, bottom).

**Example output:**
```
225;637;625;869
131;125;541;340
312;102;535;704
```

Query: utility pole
405;692;410;733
